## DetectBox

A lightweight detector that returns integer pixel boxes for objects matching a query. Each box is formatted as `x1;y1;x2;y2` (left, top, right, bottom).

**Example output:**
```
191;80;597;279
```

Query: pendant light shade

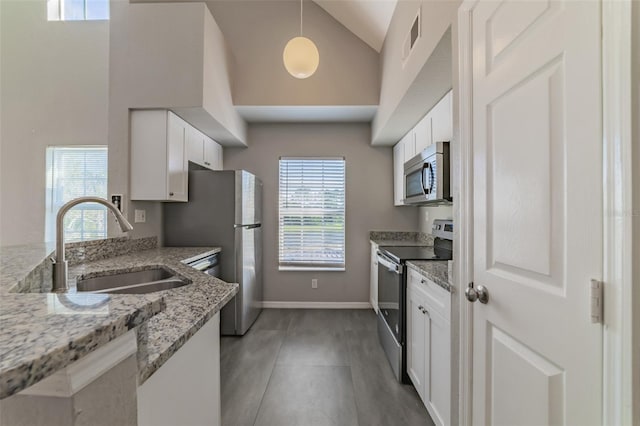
283;0;319;79
283;36;319;79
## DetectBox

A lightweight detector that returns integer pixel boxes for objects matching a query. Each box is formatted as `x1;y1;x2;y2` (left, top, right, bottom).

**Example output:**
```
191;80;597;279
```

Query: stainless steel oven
376;220;454;384
404;142;451;205
376;251;405;382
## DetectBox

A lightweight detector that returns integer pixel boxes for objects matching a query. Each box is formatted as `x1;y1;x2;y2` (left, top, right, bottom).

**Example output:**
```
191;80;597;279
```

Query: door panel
489;325;564;426
470;1;602;425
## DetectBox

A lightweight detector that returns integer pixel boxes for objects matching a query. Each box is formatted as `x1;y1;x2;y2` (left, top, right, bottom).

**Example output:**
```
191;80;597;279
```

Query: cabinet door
425;309;450;426
369;242;379;313
407;283;428;402
431;91;453;143
414;114;433;154
167;113;188;202
393;142;404;206
186;127;205;167
402;131;416;163
204;138;223;170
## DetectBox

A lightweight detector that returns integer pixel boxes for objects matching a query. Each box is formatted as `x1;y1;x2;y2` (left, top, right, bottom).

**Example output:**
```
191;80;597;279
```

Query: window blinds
279;158;346;269
45;146;108;243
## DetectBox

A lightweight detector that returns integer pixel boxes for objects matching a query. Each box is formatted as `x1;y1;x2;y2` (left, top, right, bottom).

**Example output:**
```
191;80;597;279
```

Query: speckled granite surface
0;239;237;398
0;243;56;294
369;231;435;246
67;247;238;384
66;236;158;266
406;260;451;292
0;291;164;399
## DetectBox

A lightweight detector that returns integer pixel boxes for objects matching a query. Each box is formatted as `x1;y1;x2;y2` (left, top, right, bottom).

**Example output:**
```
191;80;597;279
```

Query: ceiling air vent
402;7;421;65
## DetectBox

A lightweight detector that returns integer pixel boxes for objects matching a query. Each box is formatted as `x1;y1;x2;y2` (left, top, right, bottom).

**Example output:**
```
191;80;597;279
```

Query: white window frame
47;0;110;22
45;145;109;243
278;157;346;271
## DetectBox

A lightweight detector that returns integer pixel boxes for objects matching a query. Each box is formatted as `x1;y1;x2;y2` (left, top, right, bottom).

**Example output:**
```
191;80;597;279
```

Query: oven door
377;252;403;343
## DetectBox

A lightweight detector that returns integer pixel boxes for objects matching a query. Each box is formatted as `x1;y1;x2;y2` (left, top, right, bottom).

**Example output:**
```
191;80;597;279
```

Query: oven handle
377;252;401;274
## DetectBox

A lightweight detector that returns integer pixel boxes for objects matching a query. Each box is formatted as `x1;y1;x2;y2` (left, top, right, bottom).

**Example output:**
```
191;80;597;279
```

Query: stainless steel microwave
403;142;451;205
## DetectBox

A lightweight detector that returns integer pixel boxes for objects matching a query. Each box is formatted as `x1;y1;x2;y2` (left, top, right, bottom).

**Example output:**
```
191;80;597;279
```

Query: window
45;146;108;243
47;0;109;21
279;157;346;270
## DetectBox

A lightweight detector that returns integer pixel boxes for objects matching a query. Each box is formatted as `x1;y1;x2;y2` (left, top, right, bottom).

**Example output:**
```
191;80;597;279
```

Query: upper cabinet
414;113;433;154
131;110;189;202
131;110;224;202
393;142;405;206
431;91;452;143
187;126;223;171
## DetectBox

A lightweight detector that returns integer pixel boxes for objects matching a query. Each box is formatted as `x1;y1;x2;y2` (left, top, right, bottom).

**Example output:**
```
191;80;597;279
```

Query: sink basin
76;267;189;294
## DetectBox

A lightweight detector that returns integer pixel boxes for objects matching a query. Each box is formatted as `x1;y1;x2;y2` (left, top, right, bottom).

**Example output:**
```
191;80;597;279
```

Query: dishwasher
185;252;221;278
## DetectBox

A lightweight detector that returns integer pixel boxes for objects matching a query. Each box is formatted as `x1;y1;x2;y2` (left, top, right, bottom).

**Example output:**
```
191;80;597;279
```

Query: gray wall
373;0;461;145
633;2;640;422
206;0;379;107
0;0;109;246
225;123;418;303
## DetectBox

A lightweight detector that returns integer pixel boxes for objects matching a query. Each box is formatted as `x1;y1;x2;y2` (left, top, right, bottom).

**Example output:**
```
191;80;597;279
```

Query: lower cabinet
138;312;221;426
407;268;451;426
370;241;379;313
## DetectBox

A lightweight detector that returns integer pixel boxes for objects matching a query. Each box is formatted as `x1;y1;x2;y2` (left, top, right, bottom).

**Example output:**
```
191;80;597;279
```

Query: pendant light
283;0;319;79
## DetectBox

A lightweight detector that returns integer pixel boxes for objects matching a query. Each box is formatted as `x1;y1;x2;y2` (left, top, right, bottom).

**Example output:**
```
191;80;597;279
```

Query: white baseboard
262;301;372;309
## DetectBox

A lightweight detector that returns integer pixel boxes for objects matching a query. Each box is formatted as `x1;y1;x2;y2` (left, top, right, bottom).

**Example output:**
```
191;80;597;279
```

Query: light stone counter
0;238;238;399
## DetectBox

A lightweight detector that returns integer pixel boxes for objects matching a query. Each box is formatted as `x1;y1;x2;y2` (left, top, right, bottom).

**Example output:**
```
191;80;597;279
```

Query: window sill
279;266;346;272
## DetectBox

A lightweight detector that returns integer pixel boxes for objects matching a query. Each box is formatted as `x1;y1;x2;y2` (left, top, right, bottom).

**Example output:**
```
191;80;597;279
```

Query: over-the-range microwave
403;142;452;205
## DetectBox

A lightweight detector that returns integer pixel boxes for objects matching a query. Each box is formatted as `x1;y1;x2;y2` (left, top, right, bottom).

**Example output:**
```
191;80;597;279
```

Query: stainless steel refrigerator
163;169;263;335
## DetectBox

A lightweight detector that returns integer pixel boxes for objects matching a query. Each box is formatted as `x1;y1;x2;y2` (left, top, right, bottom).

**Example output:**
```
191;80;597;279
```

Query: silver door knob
465;282;489;304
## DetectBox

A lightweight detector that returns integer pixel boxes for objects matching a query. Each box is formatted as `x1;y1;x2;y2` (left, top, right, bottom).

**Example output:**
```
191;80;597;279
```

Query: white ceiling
312;0;397;52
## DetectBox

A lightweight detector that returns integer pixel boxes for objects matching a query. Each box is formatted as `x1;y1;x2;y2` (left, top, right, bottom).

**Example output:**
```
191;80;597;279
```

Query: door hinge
590;279;604;324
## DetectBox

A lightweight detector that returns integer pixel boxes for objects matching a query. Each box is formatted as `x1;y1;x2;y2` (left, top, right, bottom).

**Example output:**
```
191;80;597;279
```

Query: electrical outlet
111;194;124;213
134;209;146;223
311;279;318;289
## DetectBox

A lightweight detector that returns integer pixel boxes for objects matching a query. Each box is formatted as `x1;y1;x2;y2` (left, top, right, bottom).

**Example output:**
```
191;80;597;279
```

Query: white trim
601;1;634;425
456;2;477;426
262;301;372;309
20;330;137;398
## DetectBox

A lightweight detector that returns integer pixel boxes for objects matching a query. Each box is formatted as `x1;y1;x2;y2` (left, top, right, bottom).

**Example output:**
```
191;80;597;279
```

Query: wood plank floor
221;309;434;426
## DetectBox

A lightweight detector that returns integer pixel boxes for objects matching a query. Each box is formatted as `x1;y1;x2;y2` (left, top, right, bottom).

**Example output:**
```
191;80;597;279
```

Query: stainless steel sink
76;267;189;294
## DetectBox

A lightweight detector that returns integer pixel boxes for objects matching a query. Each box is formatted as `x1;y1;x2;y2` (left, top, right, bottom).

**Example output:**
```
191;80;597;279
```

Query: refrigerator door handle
234;224;262;229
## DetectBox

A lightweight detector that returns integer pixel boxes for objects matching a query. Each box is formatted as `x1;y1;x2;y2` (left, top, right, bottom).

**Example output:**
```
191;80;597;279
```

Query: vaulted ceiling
311;0;397;52
132;0;397;53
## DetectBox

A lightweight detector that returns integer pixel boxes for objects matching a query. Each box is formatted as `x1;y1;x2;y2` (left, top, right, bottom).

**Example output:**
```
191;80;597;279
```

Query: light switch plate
134;209;146;223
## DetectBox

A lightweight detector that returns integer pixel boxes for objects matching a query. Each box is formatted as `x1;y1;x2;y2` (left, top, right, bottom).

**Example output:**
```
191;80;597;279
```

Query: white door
468;1;602;425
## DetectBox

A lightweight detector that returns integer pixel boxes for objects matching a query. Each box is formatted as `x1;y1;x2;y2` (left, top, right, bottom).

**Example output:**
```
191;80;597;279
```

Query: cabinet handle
169;192;174;196
205;162;210;166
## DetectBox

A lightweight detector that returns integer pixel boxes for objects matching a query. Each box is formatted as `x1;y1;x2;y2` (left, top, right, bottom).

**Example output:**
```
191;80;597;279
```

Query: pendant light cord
300;0;303;36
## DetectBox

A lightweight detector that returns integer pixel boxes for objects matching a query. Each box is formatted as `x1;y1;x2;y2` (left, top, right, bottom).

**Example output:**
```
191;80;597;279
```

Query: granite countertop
369;230;434;247
0;243;165;399
0;240;238;399
69;247;238;383
406;260;451;292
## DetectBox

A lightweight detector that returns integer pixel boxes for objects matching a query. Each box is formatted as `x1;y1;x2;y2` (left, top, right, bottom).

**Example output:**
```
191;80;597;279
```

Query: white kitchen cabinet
138;313;221;426
407;268;451;426
188;127;224;171
431;91;453;143
370;241;379;313
131;110;188;202
204;137;223;170
414;113;433;154
187;126;207;168
402;131;416;163
393;142;405;206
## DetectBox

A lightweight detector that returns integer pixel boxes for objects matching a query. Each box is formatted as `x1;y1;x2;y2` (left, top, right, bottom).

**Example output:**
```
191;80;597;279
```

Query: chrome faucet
52;197;134;292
